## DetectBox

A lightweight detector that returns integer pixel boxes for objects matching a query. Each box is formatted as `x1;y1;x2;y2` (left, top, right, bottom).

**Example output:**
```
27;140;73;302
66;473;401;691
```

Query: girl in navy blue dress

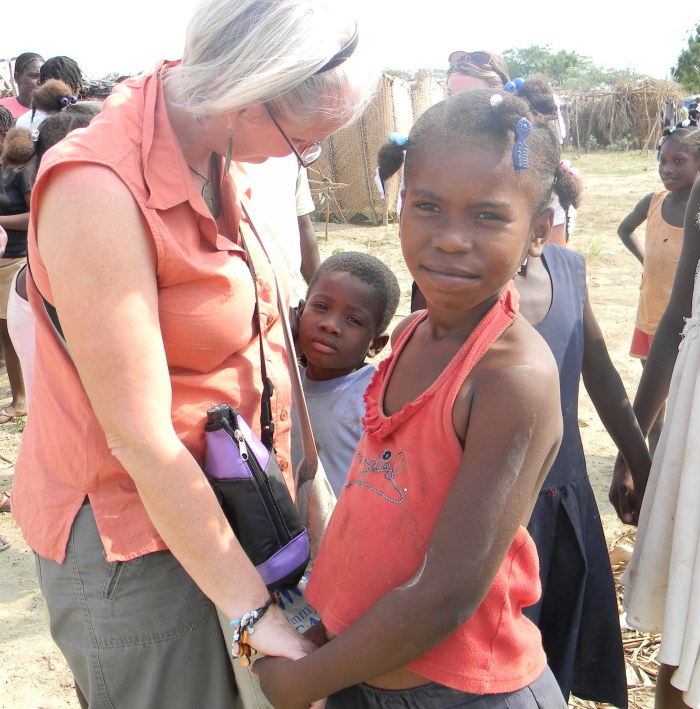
516;186;651;706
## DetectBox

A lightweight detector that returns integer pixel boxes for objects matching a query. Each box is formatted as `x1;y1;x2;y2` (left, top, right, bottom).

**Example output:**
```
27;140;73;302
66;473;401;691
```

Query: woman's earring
224;136;233;175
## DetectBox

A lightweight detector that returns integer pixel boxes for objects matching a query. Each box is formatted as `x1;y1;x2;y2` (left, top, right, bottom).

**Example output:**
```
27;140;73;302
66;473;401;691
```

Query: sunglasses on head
447;51;509;85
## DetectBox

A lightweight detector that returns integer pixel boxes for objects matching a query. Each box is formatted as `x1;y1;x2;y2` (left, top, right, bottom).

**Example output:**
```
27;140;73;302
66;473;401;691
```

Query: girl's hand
253;655;326;709
609;454;642;525
303;620;329;648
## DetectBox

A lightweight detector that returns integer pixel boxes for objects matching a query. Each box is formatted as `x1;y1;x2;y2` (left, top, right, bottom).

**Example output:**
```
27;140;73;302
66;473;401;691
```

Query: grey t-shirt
291;364;376;497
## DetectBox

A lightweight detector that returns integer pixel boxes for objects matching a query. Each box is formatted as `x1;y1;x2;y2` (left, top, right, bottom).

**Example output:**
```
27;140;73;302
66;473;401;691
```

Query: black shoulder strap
26;259;69;350
238;229;276;451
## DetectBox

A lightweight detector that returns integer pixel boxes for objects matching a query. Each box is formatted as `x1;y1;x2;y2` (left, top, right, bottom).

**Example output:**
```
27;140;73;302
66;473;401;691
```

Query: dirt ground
0;151;662;708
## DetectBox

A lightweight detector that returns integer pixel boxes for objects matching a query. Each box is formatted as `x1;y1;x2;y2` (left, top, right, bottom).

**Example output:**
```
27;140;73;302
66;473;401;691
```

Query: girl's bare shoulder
471;316;559;398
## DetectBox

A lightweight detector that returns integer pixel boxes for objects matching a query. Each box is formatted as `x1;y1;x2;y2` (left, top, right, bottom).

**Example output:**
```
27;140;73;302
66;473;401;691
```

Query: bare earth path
0;152;662;708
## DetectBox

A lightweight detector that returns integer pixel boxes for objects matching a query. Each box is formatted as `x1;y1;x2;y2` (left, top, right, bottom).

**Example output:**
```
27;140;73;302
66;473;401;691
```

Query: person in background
0;223;8;543
16;56;83;134
618;126;700;457
617;173;700;709
0;106;13;150
0;53;44;119
8;102;104;407
241;156;320;305
0;118;32;426
291;251;399;497
512;88;647;704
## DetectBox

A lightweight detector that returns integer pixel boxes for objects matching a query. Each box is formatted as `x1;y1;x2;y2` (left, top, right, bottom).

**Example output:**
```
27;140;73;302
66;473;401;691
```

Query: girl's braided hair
379;80;582;215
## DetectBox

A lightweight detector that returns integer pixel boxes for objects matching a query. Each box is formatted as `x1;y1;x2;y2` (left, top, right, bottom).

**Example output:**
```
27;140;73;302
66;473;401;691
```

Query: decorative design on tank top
344;448;406;504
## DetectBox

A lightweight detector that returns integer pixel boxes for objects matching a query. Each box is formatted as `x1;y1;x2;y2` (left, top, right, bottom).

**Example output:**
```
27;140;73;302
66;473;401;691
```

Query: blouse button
279;459;289;471
280;409;289;421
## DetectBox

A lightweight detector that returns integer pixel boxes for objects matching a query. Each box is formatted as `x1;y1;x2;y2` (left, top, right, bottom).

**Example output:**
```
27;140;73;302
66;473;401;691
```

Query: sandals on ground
0;490;11;513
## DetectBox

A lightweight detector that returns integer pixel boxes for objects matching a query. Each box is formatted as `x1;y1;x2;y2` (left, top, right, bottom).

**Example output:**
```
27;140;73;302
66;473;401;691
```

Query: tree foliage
386;45;647;92
502;45;645;91
672;23;700;94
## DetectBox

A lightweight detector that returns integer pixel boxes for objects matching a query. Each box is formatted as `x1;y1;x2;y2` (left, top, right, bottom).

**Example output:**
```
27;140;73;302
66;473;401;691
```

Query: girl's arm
617;193;652;265
0;212;30;231
255;341;562;708
579;295;651;516
37;163;312;661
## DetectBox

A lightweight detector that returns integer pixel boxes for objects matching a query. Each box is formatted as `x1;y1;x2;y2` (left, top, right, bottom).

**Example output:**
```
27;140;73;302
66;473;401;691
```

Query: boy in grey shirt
291;252;400;496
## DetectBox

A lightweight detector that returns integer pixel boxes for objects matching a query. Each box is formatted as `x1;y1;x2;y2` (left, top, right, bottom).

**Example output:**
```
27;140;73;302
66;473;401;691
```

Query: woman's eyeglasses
447;51;510;86
267;110;322;168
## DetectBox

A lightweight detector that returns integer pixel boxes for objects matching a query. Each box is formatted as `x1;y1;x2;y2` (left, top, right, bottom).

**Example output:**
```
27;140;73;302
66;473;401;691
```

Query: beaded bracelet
230;596;275;667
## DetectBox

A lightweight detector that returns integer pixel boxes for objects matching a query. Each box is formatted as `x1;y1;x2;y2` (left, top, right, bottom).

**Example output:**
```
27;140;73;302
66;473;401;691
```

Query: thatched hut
310;76;685;224
565;80;684;153
310;71;443;225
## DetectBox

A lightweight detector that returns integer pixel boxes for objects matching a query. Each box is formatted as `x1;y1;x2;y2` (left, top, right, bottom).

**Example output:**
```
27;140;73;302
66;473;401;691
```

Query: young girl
614;162;700;708
618;126;700;455
516;155;650;706
254;86;567;707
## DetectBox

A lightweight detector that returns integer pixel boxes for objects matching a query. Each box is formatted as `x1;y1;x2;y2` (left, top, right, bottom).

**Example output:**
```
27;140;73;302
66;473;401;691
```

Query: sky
1;1;699;83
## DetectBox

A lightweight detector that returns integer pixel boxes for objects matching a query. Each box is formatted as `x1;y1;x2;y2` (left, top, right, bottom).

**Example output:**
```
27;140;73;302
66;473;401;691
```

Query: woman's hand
253;654;326;709
246;606;316;661
609;453;642;525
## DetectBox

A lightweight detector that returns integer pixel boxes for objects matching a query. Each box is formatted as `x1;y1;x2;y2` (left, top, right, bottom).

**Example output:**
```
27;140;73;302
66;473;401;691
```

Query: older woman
11;1;375;707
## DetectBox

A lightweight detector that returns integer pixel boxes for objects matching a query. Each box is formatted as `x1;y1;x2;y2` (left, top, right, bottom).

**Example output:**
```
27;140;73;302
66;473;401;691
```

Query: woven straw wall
309;71;444;224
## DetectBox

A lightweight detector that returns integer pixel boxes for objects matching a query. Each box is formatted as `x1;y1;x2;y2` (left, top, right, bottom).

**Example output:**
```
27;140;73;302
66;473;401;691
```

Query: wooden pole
575;97;581;158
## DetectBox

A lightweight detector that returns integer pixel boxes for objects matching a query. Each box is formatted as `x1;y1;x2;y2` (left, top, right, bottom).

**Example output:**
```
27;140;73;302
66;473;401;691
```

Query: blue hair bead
70;95;78;104
389;132;408;146
504;81;516;93
60;96;69;107
514;77;525;89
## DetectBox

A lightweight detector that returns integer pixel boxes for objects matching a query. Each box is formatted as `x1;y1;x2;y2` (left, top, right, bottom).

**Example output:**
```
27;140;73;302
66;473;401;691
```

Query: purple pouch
203;403;309;591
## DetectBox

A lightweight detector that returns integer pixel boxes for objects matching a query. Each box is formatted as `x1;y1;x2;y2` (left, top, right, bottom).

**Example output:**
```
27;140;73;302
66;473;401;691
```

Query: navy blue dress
524;245;627;708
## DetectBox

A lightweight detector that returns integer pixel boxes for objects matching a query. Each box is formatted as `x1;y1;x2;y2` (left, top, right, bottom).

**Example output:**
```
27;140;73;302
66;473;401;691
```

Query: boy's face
299;271;381;381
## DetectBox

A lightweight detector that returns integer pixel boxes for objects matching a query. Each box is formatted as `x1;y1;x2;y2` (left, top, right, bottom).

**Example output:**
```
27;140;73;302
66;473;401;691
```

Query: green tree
502;46;592;86
672;23;700;93
383;46;646;92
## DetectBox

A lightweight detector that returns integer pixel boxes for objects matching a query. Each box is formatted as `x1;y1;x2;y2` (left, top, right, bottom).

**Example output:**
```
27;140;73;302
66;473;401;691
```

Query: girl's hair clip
504;77;525;93
389;132;408;147
559;159;580;177
512;116;531;172
59;95;78;108
489;94;503;108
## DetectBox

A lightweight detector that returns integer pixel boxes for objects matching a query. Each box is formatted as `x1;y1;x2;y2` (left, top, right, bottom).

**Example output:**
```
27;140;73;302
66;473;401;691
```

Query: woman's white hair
165;0;376;125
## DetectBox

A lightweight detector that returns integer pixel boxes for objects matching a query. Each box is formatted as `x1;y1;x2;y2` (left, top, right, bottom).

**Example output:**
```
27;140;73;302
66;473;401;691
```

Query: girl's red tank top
306;282;546;694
